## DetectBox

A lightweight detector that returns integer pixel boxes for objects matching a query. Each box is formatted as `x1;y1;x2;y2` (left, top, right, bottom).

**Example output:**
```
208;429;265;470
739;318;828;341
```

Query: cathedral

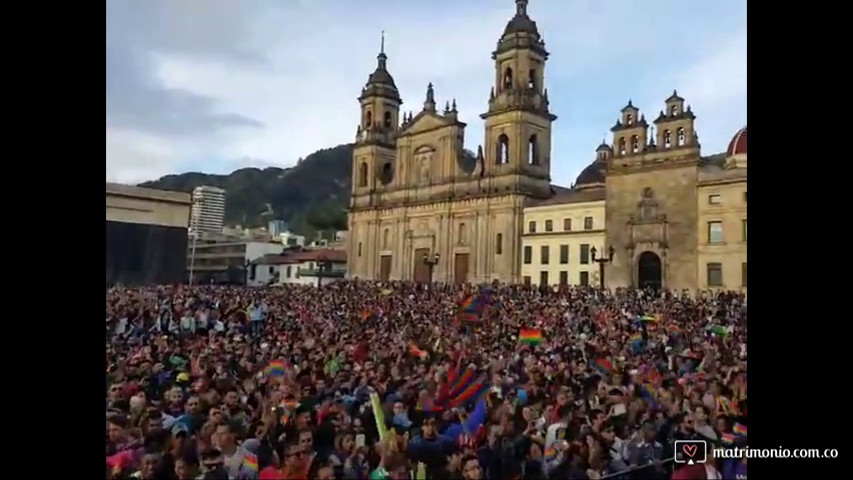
346;0;747;291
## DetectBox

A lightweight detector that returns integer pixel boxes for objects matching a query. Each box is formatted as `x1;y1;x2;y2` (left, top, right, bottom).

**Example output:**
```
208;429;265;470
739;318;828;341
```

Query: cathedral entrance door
637;251;662;290
454;253;469;284
380;255;392;282
413;248;430;283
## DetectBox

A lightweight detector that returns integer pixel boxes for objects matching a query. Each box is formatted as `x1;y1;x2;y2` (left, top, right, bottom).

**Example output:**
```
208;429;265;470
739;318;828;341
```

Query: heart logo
682;444;697;458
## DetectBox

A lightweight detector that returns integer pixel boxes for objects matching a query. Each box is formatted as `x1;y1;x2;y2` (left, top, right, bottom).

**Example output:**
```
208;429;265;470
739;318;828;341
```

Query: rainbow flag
733;423;747;436
458;293;488;323
263;360;288;380
544;446;558;459
449;378;489;408
639;382;658;406
409;343;428;359
519;328;543;345
638;314;659;322
448;368;476;399
720;433;735;445
242;453;258;473
593;358;614;377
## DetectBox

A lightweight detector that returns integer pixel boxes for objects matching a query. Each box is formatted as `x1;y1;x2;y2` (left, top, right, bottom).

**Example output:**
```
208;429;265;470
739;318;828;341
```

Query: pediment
400;111;454;136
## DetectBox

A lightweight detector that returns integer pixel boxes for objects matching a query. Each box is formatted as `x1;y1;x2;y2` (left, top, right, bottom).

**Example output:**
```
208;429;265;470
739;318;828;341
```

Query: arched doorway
637;251;662;290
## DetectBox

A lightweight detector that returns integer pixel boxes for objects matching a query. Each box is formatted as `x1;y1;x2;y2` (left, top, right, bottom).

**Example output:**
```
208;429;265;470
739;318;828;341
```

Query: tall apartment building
190;186;226;234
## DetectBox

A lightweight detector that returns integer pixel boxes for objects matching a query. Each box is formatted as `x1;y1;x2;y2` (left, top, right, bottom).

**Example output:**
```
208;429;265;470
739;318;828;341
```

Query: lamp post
316;254;331;288
243;259;251;286
423;252;440;283
590;246;615;289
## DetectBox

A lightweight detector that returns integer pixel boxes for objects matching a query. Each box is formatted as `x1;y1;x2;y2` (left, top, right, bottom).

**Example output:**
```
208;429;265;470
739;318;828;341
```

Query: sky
106;0;746;187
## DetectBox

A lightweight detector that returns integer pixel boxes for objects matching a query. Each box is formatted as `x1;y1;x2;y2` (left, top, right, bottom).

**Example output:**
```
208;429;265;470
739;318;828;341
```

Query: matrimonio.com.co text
674;440;839;464
714;447;839;460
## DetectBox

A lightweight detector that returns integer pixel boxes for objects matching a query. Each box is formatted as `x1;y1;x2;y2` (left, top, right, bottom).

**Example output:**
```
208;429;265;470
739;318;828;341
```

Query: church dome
574;160;606;187
726;126;747;156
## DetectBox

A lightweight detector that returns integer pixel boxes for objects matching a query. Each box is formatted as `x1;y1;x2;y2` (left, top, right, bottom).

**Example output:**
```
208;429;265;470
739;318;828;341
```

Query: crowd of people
106;281;747;479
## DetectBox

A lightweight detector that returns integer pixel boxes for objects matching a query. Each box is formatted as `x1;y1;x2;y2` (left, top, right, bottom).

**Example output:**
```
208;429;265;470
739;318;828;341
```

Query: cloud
106;0;747;186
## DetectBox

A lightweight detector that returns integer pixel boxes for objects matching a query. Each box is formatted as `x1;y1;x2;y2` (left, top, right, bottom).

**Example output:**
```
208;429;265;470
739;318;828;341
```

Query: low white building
249;248;346;287
279;231;306;247
187;239;284;284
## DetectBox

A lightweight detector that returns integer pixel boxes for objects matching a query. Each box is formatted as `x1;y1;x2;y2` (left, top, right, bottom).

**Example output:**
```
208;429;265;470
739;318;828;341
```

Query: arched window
365;111;372;128
496;233;503;255
382;228;389;249
626;114;633;126
618;138;627;155
496;134;510;164
528;134;538;165
503;67;513;89
357;242;362;257
358;162;368;187
677;127;686;146
383;111;392;128
663;129;672;148
380;162;393;185
671;105;678;116
631;135;639;153
528;69;536;89
458;223;467;244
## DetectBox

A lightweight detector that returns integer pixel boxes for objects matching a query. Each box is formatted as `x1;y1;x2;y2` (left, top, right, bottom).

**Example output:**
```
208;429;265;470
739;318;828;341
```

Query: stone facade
347;0;554;284
346;1;747;291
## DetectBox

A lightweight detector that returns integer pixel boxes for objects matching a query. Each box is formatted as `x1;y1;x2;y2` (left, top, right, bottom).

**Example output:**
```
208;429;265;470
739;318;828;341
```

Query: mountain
140;143;354;236
141;143;726;237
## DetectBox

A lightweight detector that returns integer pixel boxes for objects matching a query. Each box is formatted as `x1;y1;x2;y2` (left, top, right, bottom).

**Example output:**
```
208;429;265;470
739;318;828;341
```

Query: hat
172;423;190;437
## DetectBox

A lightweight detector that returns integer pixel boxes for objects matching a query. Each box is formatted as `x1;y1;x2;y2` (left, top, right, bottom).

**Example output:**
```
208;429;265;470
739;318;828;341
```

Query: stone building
347;0;747;291
347;0;554;284
519;124;746;292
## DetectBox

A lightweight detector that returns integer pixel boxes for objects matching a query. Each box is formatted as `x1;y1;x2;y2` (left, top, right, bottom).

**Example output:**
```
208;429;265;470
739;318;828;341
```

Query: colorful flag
242;453;258;473
409;343;428;359
720;433;736;445
448;368;476;399
449;378;489;408
639;382;658;406
458;293;488;323
638;314;659;322
593;358;614;377
263;360;288;380
733;422;747;436
519;328;543;345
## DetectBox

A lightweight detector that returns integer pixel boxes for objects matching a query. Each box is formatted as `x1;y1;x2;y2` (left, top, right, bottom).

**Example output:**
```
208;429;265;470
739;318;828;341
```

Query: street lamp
316;254;331;288
243;259;251;286
590;246;615;289
423;252;440;283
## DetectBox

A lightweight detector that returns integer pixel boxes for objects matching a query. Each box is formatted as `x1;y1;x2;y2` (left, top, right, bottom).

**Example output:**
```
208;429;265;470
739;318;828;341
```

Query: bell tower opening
496;134;510;165
528;134;538;165
503;67;513;89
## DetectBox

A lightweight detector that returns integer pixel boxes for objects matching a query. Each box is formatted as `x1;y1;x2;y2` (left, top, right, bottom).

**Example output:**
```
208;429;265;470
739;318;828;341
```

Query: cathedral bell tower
351;33;401;203
480;0;555;198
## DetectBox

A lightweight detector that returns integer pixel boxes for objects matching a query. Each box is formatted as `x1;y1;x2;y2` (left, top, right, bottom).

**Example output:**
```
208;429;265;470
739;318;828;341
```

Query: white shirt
704;464;721;479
